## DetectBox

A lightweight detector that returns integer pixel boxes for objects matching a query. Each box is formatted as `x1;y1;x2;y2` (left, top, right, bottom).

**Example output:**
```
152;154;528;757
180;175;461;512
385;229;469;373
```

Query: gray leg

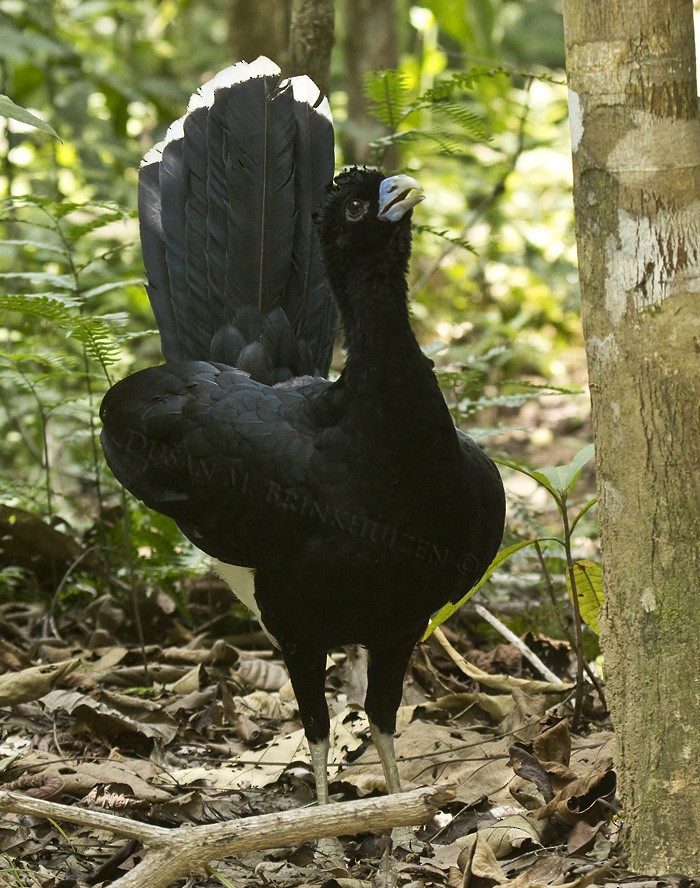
369;721;421;850
308;737;345;857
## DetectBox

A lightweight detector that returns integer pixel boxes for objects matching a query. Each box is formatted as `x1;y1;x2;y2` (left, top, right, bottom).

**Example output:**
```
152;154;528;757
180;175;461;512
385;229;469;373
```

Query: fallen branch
0;784;453;888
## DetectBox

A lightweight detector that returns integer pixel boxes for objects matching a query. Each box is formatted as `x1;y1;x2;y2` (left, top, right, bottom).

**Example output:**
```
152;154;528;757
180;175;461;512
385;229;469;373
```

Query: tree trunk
228;0;334;98
342;0;399;166
562;0;700;874
228;0;291;71
289;0;334;97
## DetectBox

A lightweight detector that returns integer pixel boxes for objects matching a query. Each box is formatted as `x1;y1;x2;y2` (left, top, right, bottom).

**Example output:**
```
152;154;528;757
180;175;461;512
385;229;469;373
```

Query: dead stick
0;785;453;888
0;791;168;842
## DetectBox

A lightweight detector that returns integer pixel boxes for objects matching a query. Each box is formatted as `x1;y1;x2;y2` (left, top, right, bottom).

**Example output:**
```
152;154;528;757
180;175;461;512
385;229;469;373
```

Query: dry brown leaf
160;707;366;791
433;629;571;696
230;712;269;746
532;719;571;766
0;773;63;799
161;638;241;666
499;689;553;742
82;781;149;813
566;817;607;855
85;646;129;672
510;720;615;832
40;688;178;743
459;833;507;885
535;759;615;825
508;746;555;802
14;750;170;801
342;718;515;807
460;836;582;888
427;691;516;722
167;664;201;694
331;879;372;887
236;656;289;691
233;689;297;721
163;686;216;714
475;813;546;857
510;854;569;887
0;658;81;706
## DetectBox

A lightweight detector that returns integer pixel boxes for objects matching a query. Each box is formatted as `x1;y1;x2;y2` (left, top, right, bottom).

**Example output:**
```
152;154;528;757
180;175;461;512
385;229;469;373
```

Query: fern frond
364;70;412;132
369;128;461;156
82;279;142;300
419;129;462;155
0;270;77;290
430;103;489;141
414;225;476;255
3;348;75;375
0;293;126;371
1;239;69;258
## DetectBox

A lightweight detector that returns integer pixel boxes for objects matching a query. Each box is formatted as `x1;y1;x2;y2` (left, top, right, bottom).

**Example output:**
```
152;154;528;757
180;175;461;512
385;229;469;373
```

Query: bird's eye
345;198;368;221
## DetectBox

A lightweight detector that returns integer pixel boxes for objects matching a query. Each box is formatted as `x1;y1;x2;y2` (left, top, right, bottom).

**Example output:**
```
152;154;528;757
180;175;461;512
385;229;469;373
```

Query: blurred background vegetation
0;0;598;656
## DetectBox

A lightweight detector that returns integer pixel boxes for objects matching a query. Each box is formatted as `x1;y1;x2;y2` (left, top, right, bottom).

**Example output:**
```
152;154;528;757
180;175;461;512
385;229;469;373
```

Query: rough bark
289;0;334;97
342;0;399;166
228;0;334;97
562;0;700;874
228;0;291;71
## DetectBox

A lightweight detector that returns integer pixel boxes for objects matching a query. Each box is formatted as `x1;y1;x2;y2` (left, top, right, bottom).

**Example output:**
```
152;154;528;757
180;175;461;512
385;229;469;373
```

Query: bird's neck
335;265;427;388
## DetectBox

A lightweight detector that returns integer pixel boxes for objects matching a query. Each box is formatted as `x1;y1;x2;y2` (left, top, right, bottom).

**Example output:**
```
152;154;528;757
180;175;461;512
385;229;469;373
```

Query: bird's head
315;167;424;278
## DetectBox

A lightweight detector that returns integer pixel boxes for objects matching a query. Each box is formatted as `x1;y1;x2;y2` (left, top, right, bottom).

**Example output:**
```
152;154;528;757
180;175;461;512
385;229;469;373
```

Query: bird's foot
316;835;345;859
390;826;423;852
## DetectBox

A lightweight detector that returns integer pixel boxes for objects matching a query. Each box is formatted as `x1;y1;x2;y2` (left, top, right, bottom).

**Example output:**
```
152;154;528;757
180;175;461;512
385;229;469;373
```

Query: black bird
100;58;505;844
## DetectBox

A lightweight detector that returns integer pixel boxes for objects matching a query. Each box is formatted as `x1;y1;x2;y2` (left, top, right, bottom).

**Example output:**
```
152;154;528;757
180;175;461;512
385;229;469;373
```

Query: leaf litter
0;585;692;888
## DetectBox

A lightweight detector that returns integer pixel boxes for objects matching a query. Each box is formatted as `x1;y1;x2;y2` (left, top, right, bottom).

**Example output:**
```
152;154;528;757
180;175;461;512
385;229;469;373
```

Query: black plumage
100;58;505;844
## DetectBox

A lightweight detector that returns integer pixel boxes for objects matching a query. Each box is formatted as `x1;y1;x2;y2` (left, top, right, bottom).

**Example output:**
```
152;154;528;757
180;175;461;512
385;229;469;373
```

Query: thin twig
534;540;576;647
471;602;565;685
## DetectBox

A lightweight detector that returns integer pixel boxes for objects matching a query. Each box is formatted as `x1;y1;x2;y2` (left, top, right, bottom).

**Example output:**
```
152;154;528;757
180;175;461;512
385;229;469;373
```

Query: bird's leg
365;636;424;851
309;735;332;804
369;721;402;794
369;721;419;850
307;735;344;856
282;645;345;857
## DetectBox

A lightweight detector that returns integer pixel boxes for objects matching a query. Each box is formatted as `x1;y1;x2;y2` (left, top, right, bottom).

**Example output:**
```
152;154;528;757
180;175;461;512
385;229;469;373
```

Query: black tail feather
289;78;337;376
137;161;183;361
137;58;336;378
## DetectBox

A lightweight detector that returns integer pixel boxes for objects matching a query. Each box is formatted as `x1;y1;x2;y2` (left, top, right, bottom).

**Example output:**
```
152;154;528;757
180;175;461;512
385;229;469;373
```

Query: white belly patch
212;560;279;647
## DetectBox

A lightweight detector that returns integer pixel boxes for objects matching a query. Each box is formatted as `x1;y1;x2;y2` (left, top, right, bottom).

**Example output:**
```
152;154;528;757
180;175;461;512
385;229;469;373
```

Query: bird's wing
452;429;506;595
100;362;346;565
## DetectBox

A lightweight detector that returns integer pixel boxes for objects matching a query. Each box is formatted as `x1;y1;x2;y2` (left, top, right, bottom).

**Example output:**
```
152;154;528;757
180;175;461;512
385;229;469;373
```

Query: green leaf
567;560;604;635
0;95;59;139
424;101;489;142
532;443;595;497
423;538;543;638
495;457;558;499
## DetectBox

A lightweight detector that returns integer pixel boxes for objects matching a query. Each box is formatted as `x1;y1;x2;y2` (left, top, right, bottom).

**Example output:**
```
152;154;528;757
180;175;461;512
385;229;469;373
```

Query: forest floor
1;394;697;888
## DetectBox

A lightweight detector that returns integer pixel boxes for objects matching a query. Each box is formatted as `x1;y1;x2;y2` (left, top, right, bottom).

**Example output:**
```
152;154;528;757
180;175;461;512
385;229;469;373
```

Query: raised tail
137;57;336;383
